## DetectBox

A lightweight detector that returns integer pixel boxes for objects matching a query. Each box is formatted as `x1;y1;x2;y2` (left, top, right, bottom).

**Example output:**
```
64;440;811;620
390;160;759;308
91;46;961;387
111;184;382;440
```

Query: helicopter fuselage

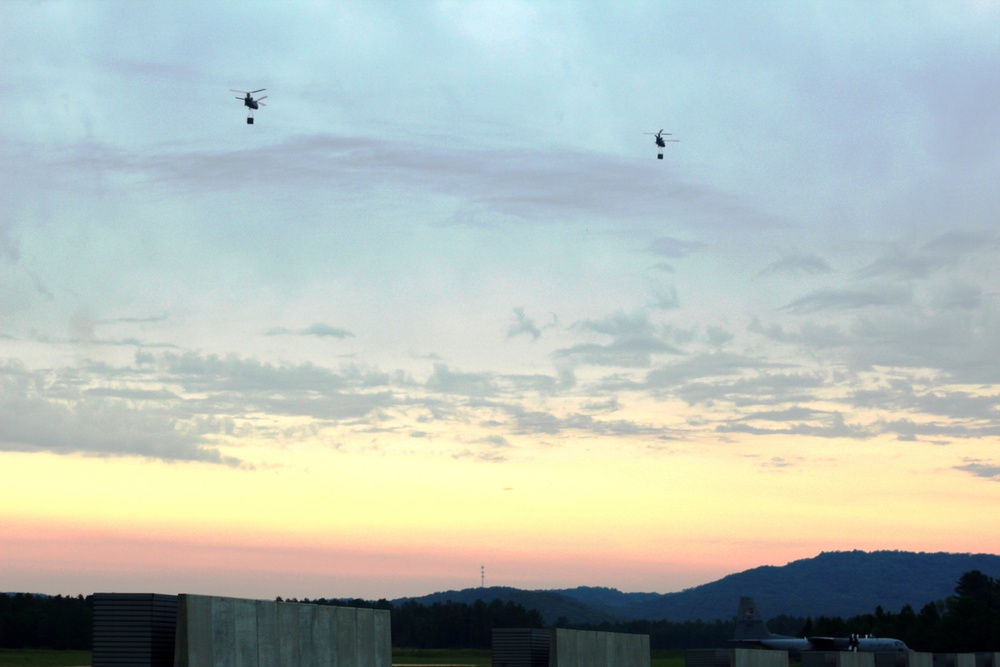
244;95;259;110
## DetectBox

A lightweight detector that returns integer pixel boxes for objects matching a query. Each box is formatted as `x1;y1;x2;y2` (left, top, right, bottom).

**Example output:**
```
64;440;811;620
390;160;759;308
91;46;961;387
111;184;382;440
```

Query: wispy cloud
779;287;911;314
759;253;832;276
266;323;355;339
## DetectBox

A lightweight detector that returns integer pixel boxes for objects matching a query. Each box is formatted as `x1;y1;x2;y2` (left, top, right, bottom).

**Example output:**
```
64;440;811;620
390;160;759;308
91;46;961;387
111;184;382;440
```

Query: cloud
858;230;1000;280
929;281;982;310
0;361;237;465
759;253;832;276
644;353;789;391
954;460;1000;481
425;363;499;397
502;404;666;438
507;307;555;341
649;284;680;310
266;323;355;339
779;286;911;314
0;215;20;264
647;236;705;259
554;338;683;368
50;132;779;239
717;411;870;439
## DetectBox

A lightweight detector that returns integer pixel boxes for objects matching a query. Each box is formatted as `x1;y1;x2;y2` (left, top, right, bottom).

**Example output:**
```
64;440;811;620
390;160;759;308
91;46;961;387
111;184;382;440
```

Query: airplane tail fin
733;596;776;640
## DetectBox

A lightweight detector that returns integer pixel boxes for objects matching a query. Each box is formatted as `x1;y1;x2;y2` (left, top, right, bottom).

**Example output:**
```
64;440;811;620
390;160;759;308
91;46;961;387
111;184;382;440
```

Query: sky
2;0;1000;602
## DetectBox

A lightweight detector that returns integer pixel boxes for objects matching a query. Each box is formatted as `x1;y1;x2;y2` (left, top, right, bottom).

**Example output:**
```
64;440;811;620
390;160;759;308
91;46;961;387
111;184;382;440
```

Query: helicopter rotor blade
230;90;248;93
256;96;268;102
250;88;266;94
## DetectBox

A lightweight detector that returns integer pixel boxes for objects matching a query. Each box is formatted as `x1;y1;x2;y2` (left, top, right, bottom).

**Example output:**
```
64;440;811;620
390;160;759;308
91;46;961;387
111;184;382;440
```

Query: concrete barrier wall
804;653;877;667
877;653;933;667
733;649;788;667
549;628;649;667
685;649;734;667
935;655;979;667
174;595;391;667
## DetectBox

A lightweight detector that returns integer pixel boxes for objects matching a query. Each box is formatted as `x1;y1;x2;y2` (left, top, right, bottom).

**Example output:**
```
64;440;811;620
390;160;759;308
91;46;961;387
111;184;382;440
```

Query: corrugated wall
492;629;552;667
92;593;178;667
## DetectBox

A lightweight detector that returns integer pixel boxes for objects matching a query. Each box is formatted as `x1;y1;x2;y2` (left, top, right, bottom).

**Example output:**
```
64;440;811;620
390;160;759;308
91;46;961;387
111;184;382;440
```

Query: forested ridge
2;571;999;651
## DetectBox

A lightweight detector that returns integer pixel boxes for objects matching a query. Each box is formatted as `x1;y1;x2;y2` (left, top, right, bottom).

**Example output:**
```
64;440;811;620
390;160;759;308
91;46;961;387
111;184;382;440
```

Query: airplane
231;88;267;124
731;596;910;655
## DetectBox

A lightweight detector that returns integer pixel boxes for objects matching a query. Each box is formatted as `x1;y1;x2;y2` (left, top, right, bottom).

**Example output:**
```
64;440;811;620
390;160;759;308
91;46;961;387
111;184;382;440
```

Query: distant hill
394;586;621;625
396;550;1000;624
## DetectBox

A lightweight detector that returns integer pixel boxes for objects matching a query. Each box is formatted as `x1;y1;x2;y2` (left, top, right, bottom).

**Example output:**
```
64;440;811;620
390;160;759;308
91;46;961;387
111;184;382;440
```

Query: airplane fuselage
750;638;813;653
739;636;910;654
732;596;910;656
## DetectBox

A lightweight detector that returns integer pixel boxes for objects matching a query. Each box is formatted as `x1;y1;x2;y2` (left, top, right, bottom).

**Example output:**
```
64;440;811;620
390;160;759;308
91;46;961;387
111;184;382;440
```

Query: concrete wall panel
734;649;788;667
337;604;359;667
803;653;875;667
374;607;391;667
312;606;335;667
298;601;318;667
357;608;376;667
550;628;648;667
213;596;236;667
277;601;301;667
181;594;214;667
255;600;279;667
175;595;389;667
234;598;258;667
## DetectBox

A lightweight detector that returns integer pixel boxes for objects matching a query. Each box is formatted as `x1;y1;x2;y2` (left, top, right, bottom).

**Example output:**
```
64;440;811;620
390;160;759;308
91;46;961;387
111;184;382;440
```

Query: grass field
0;647;686;667
0;649;91;667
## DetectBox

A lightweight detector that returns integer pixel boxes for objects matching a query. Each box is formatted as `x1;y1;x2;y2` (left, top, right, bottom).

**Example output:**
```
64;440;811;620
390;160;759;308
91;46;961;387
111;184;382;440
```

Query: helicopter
643;129;679;159
231;89;267;124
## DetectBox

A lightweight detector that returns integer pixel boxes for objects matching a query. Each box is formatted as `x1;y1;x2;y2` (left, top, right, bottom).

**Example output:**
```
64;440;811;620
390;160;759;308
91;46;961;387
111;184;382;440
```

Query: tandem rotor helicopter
231;88;267;124
644;129;679;159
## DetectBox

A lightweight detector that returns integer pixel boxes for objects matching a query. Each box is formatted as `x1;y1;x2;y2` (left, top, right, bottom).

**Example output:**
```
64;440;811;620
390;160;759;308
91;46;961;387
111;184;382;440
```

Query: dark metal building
92;593;178;667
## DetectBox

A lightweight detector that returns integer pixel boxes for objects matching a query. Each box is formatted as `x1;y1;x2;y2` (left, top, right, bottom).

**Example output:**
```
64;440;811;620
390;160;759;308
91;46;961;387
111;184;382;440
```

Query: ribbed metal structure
492;628;552;667
92;593;178;667
686;649;735;667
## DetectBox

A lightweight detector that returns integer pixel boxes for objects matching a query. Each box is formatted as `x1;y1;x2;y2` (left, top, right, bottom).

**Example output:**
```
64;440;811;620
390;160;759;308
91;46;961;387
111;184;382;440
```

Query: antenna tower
481;565;485;588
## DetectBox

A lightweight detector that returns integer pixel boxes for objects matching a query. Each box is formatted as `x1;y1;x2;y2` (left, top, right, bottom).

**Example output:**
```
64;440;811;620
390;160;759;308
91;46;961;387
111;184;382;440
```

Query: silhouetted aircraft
231;89;267;124
643;129;679;159
731;596;910;655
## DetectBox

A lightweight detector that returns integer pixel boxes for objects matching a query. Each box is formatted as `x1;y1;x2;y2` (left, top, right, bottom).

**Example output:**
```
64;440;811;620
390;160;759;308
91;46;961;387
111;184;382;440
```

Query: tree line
2;570;998;651
564;571;1000;652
